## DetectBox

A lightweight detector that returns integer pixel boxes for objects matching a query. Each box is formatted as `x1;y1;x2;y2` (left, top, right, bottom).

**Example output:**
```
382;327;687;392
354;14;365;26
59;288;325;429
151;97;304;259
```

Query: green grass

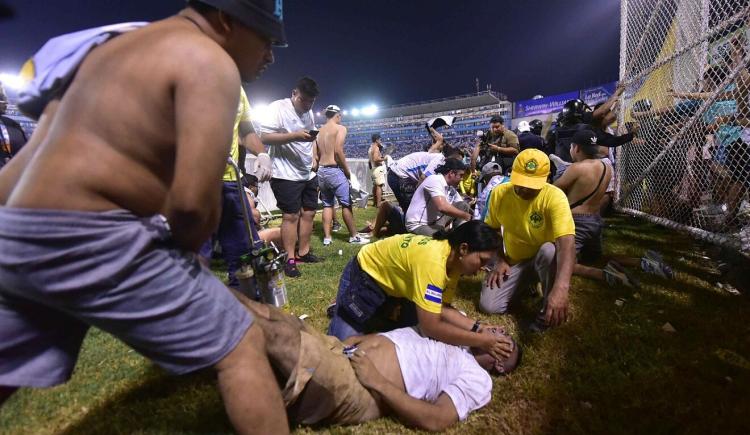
2;209;750;435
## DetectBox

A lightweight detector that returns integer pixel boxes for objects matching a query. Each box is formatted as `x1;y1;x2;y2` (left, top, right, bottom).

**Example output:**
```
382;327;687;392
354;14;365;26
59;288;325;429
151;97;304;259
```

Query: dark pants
201;182;252;287
387;169;416;212
328;258;417;341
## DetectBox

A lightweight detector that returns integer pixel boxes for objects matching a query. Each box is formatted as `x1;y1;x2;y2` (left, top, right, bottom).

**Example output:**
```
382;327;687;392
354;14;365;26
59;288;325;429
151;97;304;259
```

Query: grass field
2;208;749;435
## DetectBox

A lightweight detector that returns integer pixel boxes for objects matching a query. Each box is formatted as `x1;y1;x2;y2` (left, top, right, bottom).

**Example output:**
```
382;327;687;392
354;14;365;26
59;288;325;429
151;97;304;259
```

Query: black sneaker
284;262;301;278
296;251;324;263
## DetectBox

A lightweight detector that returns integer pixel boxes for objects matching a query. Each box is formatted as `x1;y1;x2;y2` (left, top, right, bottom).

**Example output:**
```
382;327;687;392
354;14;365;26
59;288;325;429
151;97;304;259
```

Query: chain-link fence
617;0;750;255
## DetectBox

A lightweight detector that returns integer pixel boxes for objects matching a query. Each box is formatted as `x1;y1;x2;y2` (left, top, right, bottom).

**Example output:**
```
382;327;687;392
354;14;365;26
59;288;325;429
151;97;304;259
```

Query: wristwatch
471;320;482;333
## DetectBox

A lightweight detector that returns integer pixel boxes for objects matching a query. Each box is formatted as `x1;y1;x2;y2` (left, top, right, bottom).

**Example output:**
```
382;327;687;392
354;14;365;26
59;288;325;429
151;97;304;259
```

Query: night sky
0;0;621;111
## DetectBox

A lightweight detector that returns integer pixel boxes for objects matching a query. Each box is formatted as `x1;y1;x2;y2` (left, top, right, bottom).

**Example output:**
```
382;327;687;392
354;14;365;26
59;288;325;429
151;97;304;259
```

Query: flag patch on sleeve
424;284;443;304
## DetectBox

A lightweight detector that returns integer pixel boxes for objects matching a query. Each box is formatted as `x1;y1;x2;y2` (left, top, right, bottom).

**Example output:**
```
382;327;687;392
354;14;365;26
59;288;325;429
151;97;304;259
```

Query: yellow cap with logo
510;149;550;189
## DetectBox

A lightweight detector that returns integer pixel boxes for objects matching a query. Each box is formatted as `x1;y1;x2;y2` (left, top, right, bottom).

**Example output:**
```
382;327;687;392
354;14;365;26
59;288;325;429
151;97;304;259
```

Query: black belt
322;164;339;168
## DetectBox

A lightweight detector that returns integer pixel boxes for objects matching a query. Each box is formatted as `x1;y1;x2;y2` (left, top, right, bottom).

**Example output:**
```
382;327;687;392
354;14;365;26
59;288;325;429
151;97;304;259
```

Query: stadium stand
4;103;36;138
340;91;512;158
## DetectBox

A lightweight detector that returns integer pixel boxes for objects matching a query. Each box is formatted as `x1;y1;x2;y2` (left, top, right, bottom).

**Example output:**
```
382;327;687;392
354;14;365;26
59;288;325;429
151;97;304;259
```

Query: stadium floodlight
362;104;378;116
0;72;26;90
249;103;269;122
315;111;321;117
351;108;360;117
342;110;348;115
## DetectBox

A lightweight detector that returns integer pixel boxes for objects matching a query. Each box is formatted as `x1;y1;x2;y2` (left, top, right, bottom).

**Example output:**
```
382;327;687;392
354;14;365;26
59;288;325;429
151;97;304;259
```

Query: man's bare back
3;15;241;250
558;158;612;215
317;122;347;167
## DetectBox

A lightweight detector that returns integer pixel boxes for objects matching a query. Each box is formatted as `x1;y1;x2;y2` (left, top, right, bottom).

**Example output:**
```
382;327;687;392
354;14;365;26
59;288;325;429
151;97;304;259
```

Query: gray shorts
318;166;351;207
573;213;603;262
0;208;253;388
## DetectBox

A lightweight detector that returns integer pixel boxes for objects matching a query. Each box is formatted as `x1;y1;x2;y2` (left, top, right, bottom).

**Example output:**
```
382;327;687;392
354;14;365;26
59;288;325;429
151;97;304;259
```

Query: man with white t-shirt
405;158;472;236
386;142;462;212
260;77;320;278
234;294;521;430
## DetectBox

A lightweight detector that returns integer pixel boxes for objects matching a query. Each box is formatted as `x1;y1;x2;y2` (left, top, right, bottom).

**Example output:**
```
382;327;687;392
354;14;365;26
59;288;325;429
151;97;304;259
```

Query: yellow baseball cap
510;149;550;189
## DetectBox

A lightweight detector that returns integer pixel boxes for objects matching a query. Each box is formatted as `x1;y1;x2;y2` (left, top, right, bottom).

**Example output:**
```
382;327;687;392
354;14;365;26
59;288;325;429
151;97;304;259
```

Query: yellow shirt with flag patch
222;88;252;182
357;234;460;314
484;183;575;264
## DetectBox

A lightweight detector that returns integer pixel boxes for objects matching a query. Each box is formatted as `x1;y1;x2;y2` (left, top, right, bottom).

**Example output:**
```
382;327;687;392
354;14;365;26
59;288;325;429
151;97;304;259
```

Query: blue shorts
318;166;351;207
0;208;252;387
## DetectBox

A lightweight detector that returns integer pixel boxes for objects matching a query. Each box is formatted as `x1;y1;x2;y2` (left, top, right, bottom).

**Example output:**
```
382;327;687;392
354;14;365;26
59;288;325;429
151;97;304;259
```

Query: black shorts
270;177;319;214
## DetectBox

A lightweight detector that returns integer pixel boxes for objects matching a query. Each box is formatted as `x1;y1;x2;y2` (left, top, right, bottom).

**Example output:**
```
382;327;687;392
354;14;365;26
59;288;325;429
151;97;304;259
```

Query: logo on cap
590;135;597;144
525;159;538;174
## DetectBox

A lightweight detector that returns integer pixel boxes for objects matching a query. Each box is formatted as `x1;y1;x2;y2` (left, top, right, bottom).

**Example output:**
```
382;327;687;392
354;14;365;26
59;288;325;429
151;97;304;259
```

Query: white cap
517;121;531;132
325;105;341;113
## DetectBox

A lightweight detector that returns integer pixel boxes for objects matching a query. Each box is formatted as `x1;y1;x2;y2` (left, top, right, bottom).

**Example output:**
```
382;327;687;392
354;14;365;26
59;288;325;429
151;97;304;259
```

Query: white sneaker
323;237;332;246
349;235;370;245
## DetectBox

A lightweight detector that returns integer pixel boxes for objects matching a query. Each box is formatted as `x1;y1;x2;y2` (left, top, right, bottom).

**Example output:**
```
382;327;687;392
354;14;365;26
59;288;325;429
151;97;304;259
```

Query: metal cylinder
257;267;288;308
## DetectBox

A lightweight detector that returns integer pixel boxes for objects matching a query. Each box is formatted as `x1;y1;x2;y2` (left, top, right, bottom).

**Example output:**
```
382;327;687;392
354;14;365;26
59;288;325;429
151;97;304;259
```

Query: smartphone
308;129;319;138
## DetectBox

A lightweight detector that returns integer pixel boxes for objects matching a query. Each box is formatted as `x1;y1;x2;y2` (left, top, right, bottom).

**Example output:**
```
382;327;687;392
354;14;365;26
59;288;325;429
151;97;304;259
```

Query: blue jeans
327;258;418;341
204;182;253;288
327;310;363;341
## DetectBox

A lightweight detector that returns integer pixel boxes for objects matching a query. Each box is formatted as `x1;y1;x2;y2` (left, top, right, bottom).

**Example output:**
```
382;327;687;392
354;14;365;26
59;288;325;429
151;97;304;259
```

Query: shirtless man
554;130;673;288
368;133;386;208
0;2;288;433
316;105;368;245
233;293;520;431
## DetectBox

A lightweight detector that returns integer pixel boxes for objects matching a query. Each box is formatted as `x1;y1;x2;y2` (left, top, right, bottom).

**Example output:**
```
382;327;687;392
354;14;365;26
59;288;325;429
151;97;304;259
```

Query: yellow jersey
222;88;252;182
484;183;575;264
357;234;460;314
458;169;477;196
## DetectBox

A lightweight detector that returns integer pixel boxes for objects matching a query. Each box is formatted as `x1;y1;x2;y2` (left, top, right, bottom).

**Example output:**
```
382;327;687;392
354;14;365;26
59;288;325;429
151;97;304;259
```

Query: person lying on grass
327;220;514;363
553;130;673;289
234;293;521;431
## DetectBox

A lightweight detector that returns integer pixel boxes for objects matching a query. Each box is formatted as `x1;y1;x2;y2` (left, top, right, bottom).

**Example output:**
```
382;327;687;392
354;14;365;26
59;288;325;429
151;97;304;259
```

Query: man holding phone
260;77;321;277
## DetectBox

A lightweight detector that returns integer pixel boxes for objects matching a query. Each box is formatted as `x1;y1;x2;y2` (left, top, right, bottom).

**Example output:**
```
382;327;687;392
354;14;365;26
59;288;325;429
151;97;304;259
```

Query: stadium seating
340;91;512;158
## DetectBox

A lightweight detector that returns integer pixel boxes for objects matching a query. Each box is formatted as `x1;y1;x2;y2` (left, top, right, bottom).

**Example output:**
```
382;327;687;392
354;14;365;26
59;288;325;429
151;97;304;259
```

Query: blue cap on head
195;0;287;47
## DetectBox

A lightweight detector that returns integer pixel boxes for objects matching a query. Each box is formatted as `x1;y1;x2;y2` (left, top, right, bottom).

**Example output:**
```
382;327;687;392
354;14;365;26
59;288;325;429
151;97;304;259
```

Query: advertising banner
581;81;617;106
515;91;579;117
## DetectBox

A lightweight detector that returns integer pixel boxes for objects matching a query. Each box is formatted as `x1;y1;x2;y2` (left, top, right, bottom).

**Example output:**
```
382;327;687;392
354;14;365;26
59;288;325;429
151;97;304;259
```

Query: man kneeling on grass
233;294;521;431
553;130;673;288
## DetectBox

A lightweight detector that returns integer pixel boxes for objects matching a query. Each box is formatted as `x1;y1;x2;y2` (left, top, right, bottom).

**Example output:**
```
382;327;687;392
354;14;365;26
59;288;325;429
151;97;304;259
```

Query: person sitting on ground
234;295;521;430
405;158;472;236
554;130;674;288
328;221;513;363
480;149;576;332
360;200;407;238
315;104;368;246
243;174;281;245
473;162;510;221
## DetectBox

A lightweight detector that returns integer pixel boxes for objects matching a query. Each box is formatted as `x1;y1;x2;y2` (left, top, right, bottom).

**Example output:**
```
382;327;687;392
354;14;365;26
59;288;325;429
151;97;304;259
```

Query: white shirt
379;327;492;421
390;152;444;181
405;174;461;231
260;98;316;181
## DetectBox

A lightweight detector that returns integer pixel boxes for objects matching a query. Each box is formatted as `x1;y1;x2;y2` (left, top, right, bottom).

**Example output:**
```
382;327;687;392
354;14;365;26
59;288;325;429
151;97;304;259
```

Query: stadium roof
374;91;506;119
